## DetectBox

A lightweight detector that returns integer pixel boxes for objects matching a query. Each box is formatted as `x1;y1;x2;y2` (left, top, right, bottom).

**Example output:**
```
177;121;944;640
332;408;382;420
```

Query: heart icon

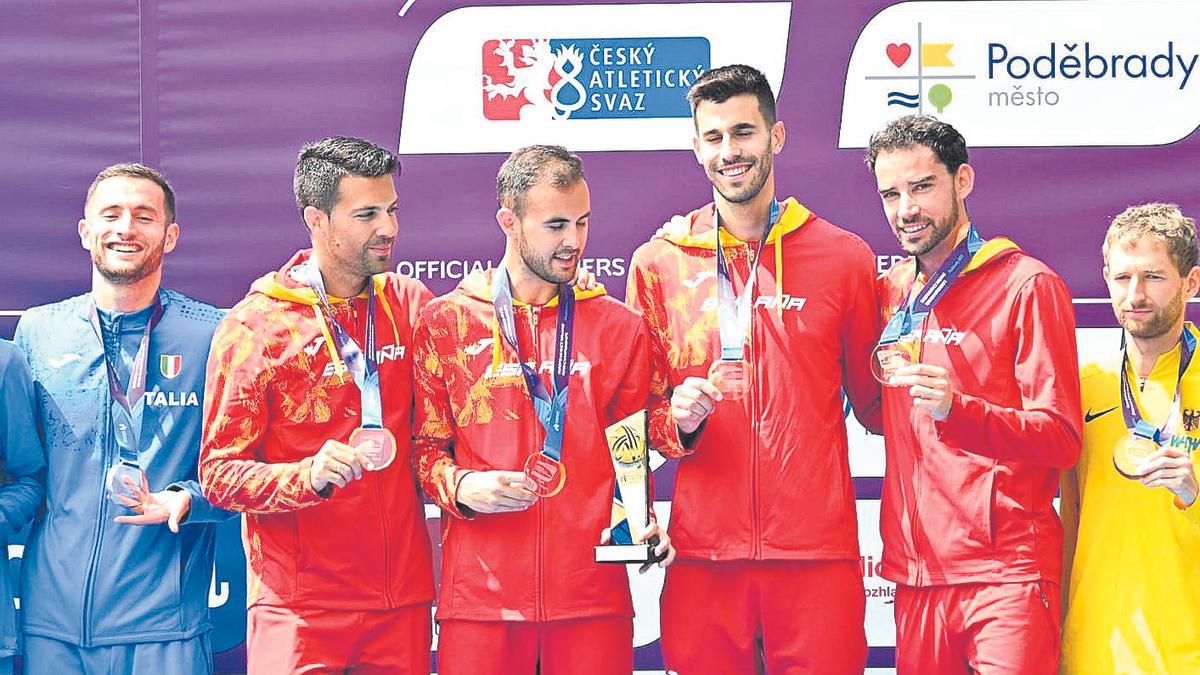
886;43;912;68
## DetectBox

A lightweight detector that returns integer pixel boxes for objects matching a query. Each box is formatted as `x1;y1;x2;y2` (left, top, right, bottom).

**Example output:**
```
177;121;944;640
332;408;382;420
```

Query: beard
333;236;394;281
895;193;960;257
1121;289;1186;340
708;148;773;204
92;243;164;285
517;232;577;285
359;236;395;276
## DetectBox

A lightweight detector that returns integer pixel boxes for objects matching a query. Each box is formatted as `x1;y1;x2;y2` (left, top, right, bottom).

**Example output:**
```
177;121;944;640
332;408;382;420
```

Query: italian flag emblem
160;354;182;379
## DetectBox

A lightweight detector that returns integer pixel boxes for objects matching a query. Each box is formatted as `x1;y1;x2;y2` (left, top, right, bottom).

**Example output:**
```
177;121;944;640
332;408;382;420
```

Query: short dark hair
86;163;176;223
293;137;398;214
496;145;585;218
865;114;968;174
687;64;777;126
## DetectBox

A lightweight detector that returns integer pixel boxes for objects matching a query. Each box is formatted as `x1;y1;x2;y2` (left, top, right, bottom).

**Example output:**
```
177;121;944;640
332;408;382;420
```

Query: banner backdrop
2;1;1198;672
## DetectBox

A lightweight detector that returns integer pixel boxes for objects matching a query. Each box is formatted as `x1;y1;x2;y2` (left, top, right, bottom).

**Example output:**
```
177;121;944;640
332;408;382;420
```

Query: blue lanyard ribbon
491;266;575;462
1120;329;1196;442
299;261;382;429
89;295;165;466
879;225;984;346
714;199;781;361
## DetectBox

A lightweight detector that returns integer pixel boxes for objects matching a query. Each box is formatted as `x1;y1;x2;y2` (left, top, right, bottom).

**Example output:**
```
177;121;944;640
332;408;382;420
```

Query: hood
659;197;812;316
963;234;1021;275
890;228;1022;285
660;197;811;251
457;266;608;306
456;265;608;373
248;249;401;379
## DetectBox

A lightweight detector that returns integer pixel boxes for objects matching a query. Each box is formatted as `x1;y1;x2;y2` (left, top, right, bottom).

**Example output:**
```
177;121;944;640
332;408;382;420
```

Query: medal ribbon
714;200;781;361
1120;328;1196;443
491;266;575;463
300;261;383;429
878;225;984;347
89;295;165;466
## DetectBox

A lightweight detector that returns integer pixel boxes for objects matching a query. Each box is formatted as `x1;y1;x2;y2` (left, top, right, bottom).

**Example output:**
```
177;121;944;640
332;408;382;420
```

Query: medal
1112;434;1159;479
712;200;781;397
870;337;922;386
89;296;165;505
1114;328;1195;480
493;266;576;498
707;359;749;400
105;460;146;505
874;226;983;385
301;259;393;473
349;426;397;471
523;452;567;497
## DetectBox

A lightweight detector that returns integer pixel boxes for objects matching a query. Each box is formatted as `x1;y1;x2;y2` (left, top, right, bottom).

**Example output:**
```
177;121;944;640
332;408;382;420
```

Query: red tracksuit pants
894;581;1060;675
247;603;432;674
660;559;867;674
436;616;633;675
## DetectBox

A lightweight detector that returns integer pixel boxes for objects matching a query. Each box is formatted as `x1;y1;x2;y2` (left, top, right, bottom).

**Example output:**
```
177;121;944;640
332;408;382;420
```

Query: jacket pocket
924;456;995;564
969;468;996;551
93;526;182;637
984;469;997;548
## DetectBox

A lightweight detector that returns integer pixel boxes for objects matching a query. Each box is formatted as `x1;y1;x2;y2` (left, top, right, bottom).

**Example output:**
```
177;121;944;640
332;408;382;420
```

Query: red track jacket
200;250;435;611
412;269;650;622
878;236;1081;587
627;198;882;562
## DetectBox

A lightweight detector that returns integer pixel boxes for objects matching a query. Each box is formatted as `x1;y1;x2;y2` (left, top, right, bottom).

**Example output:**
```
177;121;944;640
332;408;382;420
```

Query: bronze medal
870;338;920;386
707;359;749;401
524;452;566;497
350;426;397;471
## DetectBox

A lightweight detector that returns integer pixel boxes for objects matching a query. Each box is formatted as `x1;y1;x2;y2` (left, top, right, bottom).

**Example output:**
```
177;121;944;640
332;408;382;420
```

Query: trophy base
594;543;658;564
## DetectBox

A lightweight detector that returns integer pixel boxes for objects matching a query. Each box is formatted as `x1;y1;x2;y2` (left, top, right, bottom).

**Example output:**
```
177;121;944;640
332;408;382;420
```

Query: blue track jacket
0;340;46;657
15;290;232;647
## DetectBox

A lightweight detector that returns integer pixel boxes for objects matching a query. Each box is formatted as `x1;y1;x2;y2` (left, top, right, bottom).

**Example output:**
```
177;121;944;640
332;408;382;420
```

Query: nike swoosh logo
49;354;81;368
1084;406;1119;423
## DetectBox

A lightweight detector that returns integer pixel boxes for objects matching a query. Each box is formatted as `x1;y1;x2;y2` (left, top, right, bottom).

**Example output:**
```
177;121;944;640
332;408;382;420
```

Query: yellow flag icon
922;43;954;67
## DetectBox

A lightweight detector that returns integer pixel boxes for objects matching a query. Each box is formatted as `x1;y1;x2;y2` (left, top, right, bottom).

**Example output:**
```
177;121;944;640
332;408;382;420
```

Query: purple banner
3;1;1199;672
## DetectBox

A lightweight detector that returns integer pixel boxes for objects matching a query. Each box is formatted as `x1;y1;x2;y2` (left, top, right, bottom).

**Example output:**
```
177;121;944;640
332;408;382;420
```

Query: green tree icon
928;84;953;113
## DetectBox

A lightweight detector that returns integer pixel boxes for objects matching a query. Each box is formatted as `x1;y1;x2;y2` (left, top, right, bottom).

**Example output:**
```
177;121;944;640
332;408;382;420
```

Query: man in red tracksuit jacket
867;115;1081;674
627;64;882;673
200;138;435;673
412;145;674;675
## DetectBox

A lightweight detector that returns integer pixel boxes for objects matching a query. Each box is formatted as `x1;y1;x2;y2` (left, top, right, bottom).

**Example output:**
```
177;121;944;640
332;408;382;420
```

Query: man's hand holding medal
309;438;381;492
671;376;724;435
454;471;539;514
1129;445;1199;506
112;472;193;534
888;363;955;421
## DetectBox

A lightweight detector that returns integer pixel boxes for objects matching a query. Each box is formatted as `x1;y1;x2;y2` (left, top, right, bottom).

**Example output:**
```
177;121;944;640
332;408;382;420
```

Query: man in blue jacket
0;341;45;675
15;163;230;674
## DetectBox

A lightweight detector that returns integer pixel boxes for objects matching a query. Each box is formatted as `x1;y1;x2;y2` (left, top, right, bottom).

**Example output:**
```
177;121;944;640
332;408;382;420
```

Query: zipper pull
529;305;540;333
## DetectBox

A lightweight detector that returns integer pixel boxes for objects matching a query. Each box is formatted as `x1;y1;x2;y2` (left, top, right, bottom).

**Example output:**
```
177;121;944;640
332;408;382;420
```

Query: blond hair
1103;203;1198;274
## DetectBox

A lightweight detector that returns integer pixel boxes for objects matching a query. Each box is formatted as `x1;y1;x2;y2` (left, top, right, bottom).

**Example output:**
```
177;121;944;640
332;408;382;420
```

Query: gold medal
1112;434;1159;479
